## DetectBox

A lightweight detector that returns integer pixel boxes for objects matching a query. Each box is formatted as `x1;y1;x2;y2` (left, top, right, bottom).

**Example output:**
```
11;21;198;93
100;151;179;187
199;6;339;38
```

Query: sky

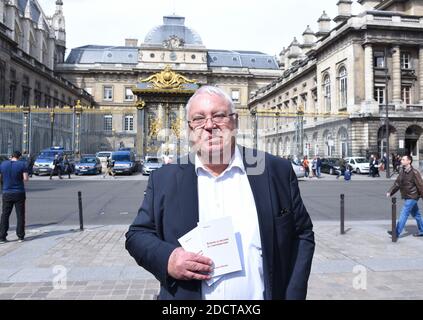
37;0;363;58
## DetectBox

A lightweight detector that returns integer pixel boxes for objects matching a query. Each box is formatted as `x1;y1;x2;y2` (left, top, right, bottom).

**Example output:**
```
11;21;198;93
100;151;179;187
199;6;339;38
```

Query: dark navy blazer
125;147;315;300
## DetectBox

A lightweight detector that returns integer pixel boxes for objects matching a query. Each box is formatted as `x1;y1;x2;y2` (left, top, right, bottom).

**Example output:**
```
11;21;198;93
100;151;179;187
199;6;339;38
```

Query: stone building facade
58;14;283;156
0;0;93;155
248;0;423;166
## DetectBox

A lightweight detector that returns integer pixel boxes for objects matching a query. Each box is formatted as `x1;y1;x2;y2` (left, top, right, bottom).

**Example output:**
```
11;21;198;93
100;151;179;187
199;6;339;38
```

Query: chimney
358;0;383;11
125;39;138;47
287;37;302;61
316;11;331;39
302;25;316;46
334;0;353;24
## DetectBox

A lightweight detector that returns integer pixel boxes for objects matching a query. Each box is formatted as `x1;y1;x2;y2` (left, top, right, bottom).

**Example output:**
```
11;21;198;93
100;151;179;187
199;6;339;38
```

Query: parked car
33;147;75;176
95;151;113;172
291;160;305;178
320;158;342;175
74;155;102;175
111;151;137;175
142;156;163;175
345;157;370;174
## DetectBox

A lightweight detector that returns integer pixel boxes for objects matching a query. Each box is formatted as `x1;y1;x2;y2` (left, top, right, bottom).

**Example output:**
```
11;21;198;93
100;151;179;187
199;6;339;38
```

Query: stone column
392;45;402;105
364;44;374;102
419;46;423;105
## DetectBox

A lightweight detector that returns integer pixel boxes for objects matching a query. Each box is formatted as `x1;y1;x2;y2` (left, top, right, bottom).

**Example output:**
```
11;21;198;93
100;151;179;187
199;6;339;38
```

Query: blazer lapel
176;161;199;236
241;147;275;299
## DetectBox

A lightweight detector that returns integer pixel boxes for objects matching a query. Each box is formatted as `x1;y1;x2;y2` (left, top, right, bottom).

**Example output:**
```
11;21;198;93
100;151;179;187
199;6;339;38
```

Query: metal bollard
391;197;397;242
78;191;84;231
340;194;345;235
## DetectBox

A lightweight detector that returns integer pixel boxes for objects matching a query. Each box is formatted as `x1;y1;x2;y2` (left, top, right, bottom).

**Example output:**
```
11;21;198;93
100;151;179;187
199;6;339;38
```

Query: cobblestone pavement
0;221;422;300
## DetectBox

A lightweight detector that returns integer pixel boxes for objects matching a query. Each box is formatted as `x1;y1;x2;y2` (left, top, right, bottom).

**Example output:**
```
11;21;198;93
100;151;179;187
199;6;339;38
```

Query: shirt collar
195;145;245;177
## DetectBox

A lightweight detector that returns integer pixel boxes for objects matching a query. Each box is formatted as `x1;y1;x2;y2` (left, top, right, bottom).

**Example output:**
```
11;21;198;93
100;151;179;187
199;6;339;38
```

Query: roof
66;45;139;64
143;15;204;47
66;46;280;70
207;50;279;69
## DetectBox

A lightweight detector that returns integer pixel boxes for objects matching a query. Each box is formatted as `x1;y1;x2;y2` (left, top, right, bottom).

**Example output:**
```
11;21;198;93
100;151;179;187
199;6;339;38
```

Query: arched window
323;74;331;113
338;67;347;109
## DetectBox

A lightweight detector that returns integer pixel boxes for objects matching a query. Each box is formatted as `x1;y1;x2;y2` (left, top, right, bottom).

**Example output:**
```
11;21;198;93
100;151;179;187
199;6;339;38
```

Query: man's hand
386;192;391;198
168;247;213;281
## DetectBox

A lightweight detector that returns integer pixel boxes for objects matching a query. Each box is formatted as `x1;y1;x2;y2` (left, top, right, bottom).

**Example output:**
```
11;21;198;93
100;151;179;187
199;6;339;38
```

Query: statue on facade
140;65;196;90
163;35;185;49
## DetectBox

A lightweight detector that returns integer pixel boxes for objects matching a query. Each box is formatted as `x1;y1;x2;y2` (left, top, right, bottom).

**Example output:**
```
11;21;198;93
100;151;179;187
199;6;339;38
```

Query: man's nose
203;117;215;131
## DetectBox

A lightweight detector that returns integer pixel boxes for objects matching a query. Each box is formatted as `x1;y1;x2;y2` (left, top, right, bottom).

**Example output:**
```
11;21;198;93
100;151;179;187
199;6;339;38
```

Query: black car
320;158;342;175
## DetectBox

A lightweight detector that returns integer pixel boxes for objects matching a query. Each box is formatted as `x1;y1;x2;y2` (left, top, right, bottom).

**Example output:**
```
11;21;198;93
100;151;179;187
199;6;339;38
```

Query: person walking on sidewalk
302;156;310;178
63;155;72;179
103;156;116;179
386;155;423;238
0;151;29;243
50;154;63;180
316;156;322;178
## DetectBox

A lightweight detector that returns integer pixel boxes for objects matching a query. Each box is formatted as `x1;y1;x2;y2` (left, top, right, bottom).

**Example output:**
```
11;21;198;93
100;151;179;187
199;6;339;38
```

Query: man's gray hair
186;85;235;117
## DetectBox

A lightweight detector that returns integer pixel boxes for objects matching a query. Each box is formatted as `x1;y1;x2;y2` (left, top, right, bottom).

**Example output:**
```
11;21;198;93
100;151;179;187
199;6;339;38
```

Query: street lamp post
385;47;391;179
296;104;305;160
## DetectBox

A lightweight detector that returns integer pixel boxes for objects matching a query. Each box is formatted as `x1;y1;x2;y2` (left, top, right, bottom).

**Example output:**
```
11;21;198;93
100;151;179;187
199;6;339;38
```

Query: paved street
1;172;422;300
0;172;406;227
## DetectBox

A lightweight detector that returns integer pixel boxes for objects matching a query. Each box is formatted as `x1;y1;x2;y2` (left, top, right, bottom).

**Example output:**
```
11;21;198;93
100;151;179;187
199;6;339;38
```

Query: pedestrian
336;158;346;179
27;154;35;178
302;156;310;178
126;85;315;300
63;155;72;179
368;154;374;177
311;156;317;178
372;156;380;177
103;156;116;179
395;155;401;174
387;155;423;237
391;153;397;174
50;154;63;180
316;155;322;178
0;151;29;243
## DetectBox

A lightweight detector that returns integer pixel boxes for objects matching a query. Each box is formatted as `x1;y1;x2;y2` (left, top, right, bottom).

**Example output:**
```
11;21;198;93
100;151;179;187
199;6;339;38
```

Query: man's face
401;156;411;167
188;93;237;159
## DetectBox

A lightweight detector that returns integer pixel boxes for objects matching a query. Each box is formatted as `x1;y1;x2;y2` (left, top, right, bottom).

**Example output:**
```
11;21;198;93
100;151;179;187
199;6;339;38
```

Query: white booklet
178;216;242;286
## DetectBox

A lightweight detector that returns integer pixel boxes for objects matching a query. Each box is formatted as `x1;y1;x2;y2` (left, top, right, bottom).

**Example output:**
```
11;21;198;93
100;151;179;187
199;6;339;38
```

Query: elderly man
126;86;315;300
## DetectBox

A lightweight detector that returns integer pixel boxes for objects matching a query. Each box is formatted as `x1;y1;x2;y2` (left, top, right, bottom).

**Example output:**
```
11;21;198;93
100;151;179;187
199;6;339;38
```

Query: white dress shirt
195;146;264;300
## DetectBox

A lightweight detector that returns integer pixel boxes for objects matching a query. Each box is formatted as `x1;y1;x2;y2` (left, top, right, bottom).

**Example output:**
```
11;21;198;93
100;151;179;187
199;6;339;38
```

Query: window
124;87;134;101
402;86;411;105
103;86;113;101
231;90;240;103
34;91;42;106
124;115;134;132
374;86;385;104
9;84;16;104
374;51;385;68
323;74;331;113
22;87;30;107
338;67;348;109
104;115;113;132
300;94;308;112
401;52;411;69
44;94;51;107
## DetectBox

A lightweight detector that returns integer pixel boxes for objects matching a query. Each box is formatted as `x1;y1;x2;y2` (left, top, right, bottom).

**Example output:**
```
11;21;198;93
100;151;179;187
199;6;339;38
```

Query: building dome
143;15;204;48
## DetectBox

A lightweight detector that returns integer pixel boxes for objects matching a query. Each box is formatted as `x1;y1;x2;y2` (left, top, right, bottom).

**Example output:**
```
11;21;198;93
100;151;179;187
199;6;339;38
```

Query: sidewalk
0;222;422;300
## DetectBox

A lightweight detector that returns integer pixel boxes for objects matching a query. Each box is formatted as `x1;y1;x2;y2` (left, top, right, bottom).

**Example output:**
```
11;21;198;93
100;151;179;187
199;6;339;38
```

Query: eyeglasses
188;113;236;129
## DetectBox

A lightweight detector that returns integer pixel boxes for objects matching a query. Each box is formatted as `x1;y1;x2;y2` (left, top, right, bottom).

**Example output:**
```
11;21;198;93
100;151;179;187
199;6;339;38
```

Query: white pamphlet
197;216;242;279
